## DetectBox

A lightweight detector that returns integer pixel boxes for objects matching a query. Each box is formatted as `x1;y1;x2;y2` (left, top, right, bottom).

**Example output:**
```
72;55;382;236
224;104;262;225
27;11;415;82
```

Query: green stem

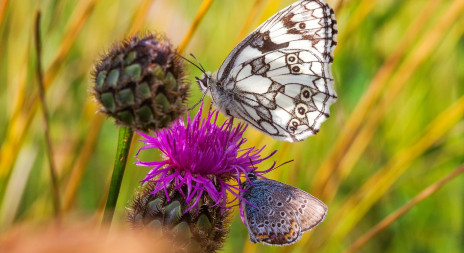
102;126;134;225
35;11;61;219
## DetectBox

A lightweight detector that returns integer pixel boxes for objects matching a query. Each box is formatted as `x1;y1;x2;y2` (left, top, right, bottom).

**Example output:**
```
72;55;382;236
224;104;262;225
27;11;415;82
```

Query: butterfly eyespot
298;22;306;29
261;206;266;210
281;219;285;224
277;223;281;227
289;119;299;128
295;104;309;118
265;220;269;224
271;223;276;227
286;54;297;63
277;202;283;206
301;88;312;101
280;211;286;217
291;66;301;73
301;204;306;208
268;196;273;201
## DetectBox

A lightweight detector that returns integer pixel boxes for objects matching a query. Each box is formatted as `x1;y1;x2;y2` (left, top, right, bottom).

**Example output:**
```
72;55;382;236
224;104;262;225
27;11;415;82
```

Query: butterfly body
197;0;338;142
240;174;327;246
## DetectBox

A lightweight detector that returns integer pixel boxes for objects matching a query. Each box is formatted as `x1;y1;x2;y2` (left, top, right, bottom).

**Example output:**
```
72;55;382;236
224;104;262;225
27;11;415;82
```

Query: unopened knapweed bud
92;33;188;131
128;182;230;253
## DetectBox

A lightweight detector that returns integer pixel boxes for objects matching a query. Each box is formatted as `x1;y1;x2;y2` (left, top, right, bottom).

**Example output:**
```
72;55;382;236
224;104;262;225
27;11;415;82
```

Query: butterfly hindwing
288;186;328;232
241;178;327;245
227;47;337;141
242;180;303;245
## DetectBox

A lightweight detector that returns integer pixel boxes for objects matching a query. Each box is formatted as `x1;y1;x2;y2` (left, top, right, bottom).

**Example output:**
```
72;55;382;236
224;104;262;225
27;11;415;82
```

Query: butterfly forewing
241;179;327;246
217;0;337;81
203;0;338;142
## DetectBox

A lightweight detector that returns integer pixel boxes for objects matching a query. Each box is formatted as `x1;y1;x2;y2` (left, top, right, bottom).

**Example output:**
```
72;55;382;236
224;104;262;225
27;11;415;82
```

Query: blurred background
0;0;463;252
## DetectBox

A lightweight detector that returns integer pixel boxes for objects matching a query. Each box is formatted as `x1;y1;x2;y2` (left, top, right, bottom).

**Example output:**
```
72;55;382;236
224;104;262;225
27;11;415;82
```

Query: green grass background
0;0;463;252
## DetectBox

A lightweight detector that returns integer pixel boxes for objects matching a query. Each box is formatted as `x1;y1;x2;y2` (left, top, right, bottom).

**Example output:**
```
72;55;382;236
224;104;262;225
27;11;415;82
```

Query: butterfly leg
222;116;235;152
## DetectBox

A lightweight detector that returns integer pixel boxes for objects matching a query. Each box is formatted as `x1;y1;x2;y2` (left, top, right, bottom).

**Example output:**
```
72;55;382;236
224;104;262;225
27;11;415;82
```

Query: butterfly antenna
247;158;257;180
190;53;206;73
275;159;294;170
177;53;206;75
261;159;294;174
178;53;209;111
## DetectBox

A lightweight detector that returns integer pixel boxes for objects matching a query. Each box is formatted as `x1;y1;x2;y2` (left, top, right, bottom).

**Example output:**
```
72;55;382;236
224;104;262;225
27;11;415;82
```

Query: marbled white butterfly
196;0;338;142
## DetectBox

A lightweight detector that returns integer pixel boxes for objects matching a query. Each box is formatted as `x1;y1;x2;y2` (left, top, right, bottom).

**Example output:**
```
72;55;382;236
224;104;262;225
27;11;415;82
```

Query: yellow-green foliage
0;0;463;252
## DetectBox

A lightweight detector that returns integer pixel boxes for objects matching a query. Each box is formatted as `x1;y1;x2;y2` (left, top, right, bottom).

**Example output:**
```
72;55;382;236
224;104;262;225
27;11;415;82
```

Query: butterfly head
195;72;212;93
247;171;257;181
177;53;213;93
240;171;258;192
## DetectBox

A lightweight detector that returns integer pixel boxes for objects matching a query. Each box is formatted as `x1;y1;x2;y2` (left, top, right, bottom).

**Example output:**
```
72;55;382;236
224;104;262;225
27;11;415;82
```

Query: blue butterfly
240;172;327;245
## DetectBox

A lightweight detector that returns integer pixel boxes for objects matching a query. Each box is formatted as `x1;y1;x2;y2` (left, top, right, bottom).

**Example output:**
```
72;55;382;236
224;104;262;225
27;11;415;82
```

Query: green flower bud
127;182;230;253
92;33;189;131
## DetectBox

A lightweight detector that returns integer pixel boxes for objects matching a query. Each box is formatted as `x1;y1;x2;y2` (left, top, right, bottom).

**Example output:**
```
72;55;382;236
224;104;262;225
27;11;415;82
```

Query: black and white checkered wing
208;0;338;142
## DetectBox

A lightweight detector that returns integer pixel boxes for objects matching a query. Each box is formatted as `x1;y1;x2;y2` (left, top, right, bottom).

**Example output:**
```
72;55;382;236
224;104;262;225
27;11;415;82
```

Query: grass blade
312;0;445;198
314;94;464;251
34;11;61;219
344;163;464;253
0;0;98;184
0;0;9;27
319;0;464;202
178;0;214;53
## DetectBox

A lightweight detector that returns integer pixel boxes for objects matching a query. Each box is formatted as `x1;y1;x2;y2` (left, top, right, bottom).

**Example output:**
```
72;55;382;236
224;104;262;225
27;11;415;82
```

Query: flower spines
93;33;189;131
128;182;230;253
136;105;276;213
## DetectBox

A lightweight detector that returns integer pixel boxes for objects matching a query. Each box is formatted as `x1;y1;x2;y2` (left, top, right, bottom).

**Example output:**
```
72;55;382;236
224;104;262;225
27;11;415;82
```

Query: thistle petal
136;103;276;214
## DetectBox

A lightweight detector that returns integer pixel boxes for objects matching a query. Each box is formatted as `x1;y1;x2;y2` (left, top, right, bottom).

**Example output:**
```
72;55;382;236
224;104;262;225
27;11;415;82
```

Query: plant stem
35;11;61;219
102;127;134;225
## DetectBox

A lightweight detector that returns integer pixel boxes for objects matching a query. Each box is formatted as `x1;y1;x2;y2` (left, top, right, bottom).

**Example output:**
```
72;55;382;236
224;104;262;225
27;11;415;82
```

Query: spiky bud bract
92;32;189;131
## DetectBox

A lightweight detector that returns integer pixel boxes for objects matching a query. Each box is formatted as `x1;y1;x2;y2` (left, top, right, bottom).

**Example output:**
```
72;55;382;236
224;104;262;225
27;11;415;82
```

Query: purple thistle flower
136;103;276;212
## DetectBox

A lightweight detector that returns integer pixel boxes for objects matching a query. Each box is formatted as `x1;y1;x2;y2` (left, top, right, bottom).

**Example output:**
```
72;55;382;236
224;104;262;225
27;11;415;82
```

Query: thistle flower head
136;103;276;211
92;32;189;131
